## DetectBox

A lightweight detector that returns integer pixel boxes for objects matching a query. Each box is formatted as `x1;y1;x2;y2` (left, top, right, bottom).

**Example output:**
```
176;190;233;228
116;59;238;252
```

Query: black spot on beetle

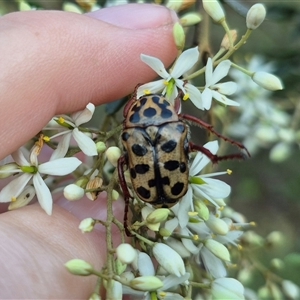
137;186;150;199
140;97;148;106
162;176;170;185
129;112;140;123
164;160;179;171
152;96;161;104
179;162;187;173
143;107;157;118
176;123;185;133
135;164;150;174
122;132;130;141
171;182;184;196
148;179;156;187
161;108;173;119
130;168;136;179
161;140;177;153
132;144;147;156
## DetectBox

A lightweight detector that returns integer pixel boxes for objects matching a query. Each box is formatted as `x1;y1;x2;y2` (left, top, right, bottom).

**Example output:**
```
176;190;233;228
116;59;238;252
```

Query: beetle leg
190;142;246;163
117;155;133;236
180;113;250;157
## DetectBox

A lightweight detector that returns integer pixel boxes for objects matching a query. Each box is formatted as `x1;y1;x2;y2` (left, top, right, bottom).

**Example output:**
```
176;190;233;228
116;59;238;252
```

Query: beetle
118;89;249;235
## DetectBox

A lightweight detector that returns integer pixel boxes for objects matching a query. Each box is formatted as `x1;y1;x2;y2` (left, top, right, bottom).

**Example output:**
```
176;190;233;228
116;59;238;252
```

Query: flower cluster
1;0;299;300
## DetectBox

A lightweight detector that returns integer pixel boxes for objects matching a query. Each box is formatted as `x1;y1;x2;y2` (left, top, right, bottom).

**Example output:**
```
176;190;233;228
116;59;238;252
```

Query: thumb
0;4;178;159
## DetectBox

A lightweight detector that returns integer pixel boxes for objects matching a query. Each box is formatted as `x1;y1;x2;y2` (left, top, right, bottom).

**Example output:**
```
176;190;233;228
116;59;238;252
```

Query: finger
0;4;178;159
0;204;109;298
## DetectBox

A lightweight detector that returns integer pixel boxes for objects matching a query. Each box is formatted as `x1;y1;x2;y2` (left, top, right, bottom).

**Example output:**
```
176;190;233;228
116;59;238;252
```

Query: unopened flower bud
166;0;183;11
270;142;292;162
96;141;106;153
88;292;101;300
180;0;196;11
112;189;119;201
106;146;121;167
65;259;94;276
221;30;237;49
173;22;185;51
79;218;95;233
282;280;300;299
194;200;209;220
116;243;137;264
203;0;225;23
246;3;266;30
205;239;230;261
110;280;123;300
8;186;35;211
0;163;19;178
146;208;170;224
180;13;202;27
266;231;284;248
252;71;283;91
205;214;229;235
212;278;244;299
19;1;32;11
63;2;82;13
64;184;85;201
153;243;185;277
270;258;284;270
130;276;163;291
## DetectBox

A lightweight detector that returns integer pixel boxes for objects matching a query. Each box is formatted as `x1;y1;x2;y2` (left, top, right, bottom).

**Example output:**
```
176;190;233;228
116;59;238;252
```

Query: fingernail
86;4;178;29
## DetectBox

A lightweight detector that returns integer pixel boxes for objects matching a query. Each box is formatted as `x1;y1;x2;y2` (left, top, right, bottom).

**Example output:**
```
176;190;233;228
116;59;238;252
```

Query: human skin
0;4;177;298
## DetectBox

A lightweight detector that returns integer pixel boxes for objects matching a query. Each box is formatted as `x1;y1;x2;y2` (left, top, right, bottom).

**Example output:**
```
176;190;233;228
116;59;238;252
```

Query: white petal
211;91;240;106
11;148;30;166
194;177;231;199
213;81;237;95
138;252;155;276
33;173;53;215
39;157;82;176
180;228;199;254
201;88;212;110
137;80;166;98
73;128;97;156
72;103;95;126
205;58;213;86
177;187;193;228
50;132;72;160
185;83;203;110
164;217;179;235
201;246;227;278
190;141;218;175
161;273;190;291
210;60;232;85
171;47;199;78
0;173;32;202
141;54;169;79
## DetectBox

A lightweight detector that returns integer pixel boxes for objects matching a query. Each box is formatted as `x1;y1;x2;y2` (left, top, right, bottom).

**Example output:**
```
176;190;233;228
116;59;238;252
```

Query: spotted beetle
118;88;249;235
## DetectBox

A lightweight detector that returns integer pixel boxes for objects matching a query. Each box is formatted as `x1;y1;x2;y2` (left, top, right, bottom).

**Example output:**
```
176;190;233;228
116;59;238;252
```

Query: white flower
202;58;239;109
49;103;97;159
137;47;203;109
0;147;82;215
187;141;231;206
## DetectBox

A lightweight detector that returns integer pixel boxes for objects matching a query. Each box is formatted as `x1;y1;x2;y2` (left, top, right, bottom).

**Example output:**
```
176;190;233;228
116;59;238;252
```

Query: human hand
0;4;177;298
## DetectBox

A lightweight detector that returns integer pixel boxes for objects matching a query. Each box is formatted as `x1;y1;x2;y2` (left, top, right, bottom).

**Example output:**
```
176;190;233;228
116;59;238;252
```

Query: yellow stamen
193;234;199;241
11;197;17;202
163;81;169;86
58;116;65;124
250;221;256;227
227;169;232;175
144;89;152;95
188;211;198;217
183;93;190;101
43;135;50;142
